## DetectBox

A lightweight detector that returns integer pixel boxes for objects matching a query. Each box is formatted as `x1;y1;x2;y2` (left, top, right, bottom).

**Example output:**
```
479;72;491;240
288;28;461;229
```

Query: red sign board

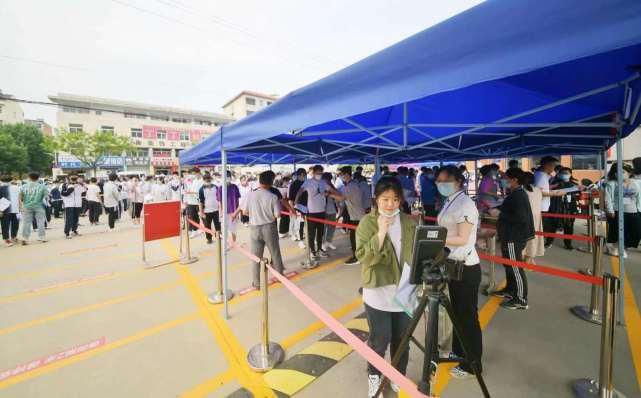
143;201;181;242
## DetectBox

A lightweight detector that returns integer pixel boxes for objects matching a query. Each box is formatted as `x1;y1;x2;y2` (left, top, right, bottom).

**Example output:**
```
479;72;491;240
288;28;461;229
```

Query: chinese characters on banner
142;125;209;141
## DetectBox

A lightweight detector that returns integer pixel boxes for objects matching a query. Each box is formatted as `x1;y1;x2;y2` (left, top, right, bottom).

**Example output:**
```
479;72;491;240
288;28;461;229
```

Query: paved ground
0;212;639;397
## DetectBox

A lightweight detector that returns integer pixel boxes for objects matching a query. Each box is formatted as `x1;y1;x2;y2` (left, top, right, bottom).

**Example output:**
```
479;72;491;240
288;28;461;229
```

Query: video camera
409;225;464;285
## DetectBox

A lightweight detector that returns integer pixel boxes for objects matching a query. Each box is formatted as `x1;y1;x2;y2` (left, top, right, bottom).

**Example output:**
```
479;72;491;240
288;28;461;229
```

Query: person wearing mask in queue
522;172;545;264
217;171;241;247
103;173;121;232
321;172;339;251
355;176;417;396
489;168;535;310
435;165;484;379
169;172;182;202
419;166;438;223
61;175;84;238
185;168;204;238
0;175;20;246
152;176;170;202
477;165;500;213
239;170;285;288
198;173;221;244
238;175;252;227
544;167;580;250
86;177;102;225
129;176;144;224
50;180;63;219
338;166;365;266
289;168;307;246
536;157;566;234
277;175;291;238
18;172;49;245
604;163;641;258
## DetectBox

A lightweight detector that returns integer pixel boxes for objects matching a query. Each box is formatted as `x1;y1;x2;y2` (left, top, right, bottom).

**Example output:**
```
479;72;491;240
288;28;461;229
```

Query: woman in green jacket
356;176;417;397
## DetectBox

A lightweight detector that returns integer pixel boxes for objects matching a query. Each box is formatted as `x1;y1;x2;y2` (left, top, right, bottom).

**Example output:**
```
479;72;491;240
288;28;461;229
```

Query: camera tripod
374;260;490;397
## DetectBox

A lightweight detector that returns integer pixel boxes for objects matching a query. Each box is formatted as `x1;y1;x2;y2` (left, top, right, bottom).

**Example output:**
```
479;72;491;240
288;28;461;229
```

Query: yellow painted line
430;281;506;397
0;312;200;389
344;318;369;333
263;369;316;396
0;280;182;337
298;341;353;361
610;257;641;391
179;369;235;398
160;240;276;398
280;296;362;350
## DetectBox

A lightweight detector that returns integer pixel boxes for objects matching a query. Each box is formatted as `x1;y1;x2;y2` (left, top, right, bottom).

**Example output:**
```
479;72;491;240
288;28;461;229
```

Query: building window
195;119;212;126
62;106;75;113
156;130;166;140
76;108;89;114
172;117;189;123
158;141;165;147
69;123;83;133
136;149;148;158
180;142;188;147
95;110;102;115
266;101;272;106
245;97;256;105
124;112;147;119
153;149;171;157
246;110;255;116
180;132;189;141
150;115;169;121
130;128;142;138
572;155;599;170
147;140;154;146
101;126;114;134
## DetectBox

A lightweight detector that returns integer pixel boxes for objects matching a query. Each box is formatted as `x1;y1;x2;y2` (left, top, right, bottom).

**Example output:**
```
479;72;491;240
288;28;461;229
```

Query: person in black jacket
489;168;535;310
544;167;580;250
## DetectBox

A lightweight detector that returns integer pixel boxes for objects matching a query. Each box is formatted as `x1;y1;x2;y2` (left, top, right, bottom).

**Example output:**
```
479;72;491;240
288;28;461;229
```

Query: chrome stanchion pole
483;234;497;295
301;215;318;269
573;274;625;398
579;197;596;255
208;232;233;304
247;259;285;372
180;216;198;265
571;236;605;324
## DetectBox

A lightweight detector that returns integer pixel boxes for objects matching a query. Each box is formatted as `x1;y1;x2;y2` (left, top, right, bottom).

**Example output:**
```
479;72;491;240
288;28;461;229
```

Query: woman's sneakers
367;374;381;398
491;289;513;299
500;298;529;310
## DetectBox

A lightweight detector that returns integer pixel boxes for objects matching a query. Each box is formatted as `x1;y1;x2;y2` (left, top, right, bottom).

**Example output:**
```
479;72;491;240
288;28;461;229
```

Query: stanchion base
573;378;626;398
179;256;199;265
570;306;602;325
207;290;234;304
247;342;285;372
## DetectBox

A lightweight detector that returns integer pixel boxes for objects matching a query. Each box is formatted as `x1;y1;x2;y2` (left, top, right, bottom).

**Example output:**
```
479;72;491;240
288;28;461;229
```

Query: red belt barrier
186;218;216;236
281;211;358;230
542;212;589;220
479;252;603;286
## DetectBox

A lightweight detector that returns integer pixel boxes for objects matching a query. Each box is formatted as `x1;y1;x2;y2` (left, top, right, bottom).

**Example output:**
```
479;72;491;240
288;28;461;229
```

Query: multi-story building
49;93;234;175
25;118;53;136
0;91;24;126
222;90;278;119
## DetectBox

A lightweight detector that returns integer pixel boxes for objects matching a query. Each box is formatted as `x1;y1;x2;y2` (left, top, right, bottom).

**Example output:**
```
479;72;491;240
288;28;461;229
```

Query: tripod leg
373;293;430;397
441;296;491;398
418;296;440;394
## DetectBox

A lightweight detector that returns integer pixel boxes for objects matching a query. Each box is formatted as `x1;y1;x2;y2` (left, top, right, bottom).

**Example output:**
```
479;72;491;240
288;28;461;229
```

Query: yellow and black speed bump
228;313;369;398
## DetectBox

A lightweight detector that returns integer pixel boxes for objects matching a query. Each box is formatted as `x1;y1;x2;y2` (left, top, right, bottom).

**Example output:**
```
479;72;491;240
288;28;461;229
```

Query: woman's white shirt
362;213;404;312
437;191;480;265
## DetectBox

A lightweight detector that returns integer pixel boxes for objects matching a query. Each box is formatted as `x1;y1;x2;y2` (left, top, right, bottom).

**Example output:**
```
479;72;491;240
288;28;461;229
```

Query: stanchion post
578;195;596;255
178;210;184;255
180;216;198;265
572;273;625;398
208;232;234;304
483;234;497;295
571;236;605;324
141;206;147;263
247;258;285;372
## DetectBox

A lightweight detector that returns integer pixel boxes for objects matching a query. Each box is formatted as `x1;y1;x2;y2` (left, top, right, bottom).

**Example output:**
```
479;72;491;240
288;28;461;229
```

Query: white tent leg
615;133;625;326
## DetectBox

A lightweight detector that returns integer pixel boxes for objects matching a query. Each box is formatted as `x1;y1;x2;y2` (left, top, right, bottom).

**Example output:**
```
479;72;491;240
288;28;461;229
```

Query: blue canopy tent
183;0;641;334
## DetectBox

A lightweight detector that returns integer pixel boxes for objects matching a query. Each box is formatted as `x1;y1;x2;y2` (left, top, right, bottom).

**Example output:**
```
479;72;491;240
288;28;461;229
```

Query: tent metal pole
615;124;625;326
474;159;480;196
220;130;230;320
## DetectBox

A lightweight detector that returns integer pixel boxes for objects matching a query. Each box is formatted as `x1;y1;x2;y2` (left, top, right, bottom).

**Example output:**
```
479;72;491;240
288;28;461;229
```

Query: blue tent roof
181;0;641;166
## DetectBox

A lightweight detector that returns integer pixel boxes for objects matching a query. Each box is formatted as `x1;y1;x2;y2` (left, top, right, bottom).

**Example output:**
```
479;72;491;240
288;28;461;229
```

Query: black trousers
81;198;88;216
307;212;325;253
121;198;129;212
132;202;143;219
241;214;249;224
448;264;483;373
1;213;19;240
45;205;52;223
279;214;290;235
501;240;528;302
203;211;221;241
52;200;63;218
342;210;359;257
88;201;102;224
606;211;641;248
64;207;81;235
186;205;200;231
364;303;411;376
105;206;117;229
543;214;575;248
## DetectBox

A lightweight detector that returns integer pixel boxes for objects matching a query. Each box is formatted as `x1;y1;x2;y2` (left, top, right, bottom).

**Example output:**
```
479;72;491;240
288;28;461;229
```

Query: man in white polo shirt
240;170;285;288
535;156;565;248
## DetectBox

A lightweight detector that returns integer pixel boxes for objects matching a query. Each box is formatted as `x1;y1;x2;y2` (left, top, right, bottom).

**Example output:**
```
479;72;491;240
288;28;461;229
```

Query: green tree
0;123;54;175
54;129;135;175
0;128;28;175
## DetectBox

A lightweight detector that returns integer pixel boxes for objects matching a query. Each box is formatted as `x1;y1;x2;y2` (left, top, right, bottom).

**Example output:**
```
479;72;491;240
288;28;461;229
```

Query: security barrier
141;200;182;268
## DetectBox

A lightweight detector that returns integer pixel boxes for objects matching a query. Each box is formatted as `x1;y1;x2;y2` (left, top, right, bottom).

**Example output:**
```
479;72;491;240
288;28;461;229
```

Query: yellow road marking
161;240;275;398
431;281;506;396
610;257;641;391
344;318;369;333
263;369;316;396
179;369;236;398
0;280;182;336
0;312;200;389
297;341;353;361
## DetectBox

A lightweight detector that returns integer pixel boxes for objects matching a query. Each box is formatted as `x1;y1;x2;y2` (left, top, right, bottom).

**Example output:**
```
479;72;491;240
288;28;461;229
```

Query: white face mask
314;174;322;181
381;208;400;218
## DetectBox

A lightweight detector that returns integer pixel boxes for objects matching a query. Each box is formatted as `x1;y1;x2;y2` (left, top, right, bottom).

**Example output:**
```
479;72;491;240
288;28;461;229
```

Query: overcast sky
1;0;483;125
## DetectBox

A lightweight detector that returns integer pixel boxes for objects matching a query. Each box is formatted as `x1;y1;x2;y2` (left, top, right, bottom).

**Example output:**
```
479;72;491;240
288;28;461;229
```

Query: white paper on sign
393;263;419;316
0;197;10;212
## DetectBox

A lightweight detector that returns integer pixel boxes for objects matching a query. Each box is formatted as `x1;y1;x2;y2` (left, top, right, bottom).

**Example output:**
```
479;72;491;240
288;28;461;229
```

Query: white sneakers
322;242;337;250
298;241;306;249
606;244;628;258
189;230;202;239
367;374;381;398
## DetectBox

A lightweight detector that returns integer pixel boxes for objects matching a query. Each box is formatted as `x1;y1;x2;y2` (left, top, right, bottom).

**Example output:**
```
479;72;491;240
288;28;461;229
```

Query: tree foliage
54;129;135;173
0;123;53;176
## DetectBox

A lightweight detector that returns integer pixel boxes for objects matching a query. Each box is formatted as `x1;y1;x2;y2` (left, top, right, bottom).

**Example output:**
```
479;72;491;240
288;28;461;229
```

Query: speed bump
228;313;369;397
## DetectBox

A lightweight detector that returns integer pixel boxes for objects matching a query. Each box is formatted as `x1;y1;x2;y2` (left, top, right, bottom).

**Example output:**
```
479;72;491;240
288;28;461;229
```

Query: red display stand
142;201;181;264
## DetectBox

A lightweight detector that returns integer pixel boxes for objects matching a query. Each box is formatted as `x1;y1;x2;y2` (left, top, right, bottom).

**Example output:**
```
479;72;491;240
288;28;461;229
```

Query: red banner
143;201;181;242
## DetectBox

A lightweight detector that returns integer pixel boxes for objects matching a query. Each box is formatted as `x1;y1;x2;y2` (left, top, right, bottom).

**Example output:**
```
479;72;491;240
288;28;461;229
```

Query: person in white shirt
238;175;251;226
141;176;154;203
119;178;129;217
86;178;102;225
151;176;170;202
185;168;204;238
103;174;121;231
61;175;84;238
535;156;567;245
169;172;182;201
129;177;144;224
0;176;20;246
198;173;220;244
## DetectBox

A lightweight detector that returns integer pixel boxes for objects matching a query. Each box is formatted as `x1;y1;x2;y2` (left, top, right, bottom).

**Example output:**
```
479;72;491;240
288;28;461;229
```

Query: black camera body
410;226;464;285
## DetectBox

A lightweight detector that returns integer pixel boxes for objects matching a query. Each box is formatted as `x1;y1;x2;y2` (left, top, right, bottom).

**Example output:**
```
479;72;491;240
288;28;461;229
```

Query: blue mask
437;182;456;197
559;174;570;182
500;179;510;189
